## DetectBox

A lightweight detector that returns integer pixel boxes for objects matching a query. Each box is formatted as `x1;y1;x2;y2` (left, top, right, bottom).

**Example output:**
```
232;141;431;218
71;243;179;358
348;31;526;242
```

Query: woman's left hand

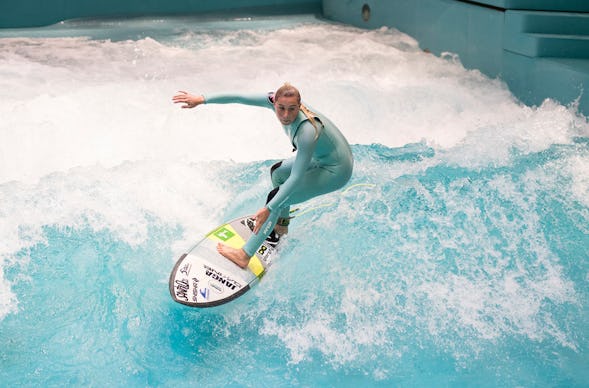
253;207;270;234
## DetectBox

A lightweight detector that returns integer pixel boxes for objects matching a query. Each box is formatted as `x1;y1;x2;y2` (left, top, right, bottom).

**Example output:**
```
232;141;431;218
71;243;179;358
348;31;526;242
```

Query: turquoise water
1;15;588;387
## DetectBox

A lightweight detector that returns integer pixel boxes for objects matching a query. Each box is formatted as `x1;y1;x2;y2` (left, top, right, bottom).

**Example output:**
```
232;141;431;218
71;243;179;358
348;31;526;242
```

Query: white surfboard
169;216;281;307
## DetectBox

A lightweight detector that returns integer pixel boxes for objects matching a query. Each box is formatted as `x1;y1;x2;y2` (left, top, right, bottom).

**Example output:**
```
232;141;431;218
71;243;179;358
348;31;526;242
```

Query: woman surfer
173;84;353;269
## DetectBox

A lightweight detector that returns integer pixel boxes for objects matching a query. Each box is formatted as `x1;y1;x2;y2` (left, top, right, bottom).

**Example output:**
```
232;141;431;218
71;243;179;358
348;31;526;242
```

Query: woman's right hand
172;91;205;109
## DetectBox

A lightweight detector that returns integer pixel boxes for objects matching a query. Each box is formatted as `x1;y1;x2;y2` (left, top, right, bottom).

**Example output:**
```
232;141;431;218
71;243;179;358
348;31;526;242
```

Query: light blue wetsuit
205;93;354;257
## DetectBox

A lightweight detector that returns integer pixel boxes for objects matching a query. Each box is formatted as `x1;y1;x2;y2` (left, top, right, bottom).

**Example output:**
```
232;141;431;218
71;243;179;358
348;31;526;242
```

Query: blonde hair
275;83;321;137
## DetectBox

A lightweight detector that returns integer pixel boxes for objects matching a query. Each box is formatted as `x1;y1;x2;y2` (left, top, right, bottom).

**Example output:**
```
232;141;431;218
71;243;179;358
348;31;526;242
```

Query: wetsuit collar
282;111;307;151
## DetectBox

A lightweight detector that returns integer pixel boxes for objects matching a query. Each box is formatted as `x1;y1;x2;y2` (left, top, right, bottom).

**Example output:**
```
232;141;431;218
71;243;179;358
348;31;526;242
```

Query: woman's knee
270;159;291;186
270;161;282;177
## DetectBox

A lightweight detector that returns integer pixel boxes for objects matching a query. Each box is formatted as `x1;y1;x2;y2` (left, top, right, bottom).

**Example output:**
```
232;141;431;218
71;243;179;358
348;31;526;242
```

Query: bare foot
217;243;250;268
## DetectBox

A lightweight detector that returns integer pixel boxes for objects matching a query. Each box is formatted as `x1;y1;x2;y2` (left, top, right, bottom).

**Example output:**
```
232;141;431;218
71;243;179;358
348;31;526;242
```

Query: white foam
2;23;586;184
568;154;589;209
0;267;17;318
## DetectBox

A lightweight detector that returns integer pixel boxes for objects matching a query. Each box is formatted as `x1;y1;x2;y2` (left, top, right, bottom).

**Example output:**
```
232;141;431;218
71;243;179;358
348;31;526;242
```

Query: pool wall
1;0;587;117
323;0;589;117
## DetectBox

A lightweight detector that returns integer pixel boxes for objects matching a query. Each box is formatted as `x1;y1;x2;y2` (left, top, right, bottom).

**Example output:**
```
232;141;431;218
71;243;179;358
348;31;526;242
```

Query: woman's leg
239;159;294;256
219;159;351;267
242;163;351;257
216;160;293;267
269;158;294;222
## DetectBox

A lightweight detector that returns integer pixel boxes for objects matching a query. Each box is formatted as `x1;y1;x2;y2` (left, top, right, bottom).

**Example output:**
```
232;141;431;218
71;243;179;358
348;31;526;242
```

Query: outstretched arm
173;91;273;109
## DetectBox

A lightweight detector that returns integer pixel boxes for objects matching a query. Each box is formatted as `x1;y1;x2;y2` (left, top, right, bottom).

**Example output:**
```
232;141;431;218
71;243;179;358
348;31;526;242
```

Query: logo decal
199;288;209;300
180;263;191;276
174;279;189;302
204;265;241;291
191;278;199;302
214;227;235;241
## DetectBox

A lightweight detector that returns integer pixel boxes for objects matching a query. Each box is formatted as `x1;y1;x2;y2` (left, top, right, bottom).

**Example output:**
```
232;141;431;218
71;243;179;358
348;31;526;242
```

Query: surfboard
169;216;281;307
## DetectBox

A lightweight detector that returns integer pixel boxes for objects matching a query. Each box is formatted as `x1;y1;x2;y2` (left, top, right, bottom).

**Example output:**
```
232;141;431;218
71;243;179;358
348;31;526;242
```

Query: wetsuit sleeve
266;121;318;211
204;93;274;109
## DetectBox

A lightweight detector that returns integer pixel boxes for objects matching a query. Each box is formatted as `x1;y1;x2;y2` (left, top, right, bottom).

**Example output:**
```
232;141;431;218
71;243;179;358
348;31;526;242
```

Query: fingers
172;91;186;99
172;94;188;103
253;214;263;234
172;91;196;108
252;208;270;234
174;100;193;108
173;91;188;99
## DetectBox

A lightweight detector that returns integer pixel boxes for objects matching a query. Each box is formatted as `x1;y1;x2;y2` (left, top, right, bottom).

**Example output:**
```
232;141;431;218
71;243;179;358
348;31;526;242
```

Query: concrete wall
323;0;506;77
322;0;589;117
